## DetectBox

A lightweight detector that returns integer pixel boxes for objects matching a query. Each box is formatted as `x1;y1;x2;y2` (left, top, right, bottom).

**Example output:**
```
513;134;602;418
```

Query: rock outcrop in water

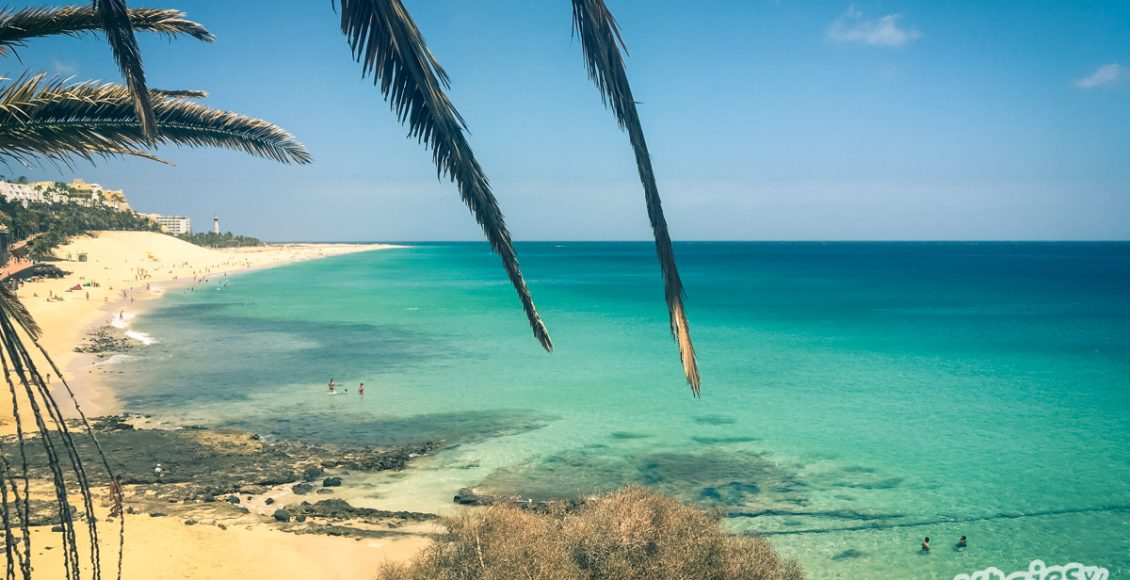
11;416;442;539
74;326;133;354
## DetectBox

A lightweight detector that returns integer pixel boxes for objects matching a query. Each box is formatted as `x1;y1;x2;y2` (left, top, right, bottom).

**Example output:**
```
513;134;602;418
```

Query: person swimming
956;535;967;549
921;537;930;552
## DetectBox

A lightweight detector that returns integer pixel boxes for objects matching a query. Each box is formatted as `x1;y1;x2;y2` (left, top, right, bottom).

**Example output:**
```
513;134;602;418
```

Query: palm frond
0;287;38;341
572;0;700;395
0;74;311;165
0;6;213;55
337;0;552;351
150;88;207;99
94;0;156;141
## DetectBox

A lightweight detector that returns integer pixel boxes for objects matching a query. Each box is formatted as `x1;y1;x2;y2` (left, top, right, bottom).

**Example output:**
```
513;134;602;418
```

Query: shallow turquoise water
112;242;1130;579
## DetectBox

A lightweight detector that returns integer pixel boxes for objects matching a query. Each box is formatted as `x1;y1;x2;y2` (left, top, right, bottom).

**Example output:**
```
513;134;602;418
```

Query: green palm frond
0;74;311;166
572;0;700;395
337;0;553;352
94;0;156;140
0;6;213;55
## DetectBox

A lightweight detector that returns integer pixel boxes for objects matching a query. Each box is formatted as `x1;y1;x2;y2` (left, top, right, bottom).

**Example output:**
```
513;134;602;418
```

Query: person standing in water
328;378;336;393
956;536;967;549
921;537;930;552
358;383;365;395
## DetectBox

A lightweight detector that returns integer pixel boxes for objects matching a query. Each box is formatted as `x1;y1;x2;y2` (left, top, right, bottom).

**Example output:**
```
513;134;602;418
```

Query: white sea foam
125;330;156;345
110;310;135;329
108;311;157;344
92;354;136;366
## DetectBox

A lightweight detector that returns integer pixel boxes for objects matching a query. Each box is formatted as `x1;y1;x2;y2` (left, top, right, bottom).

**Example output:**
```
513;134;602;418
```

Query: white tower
212;215;220;235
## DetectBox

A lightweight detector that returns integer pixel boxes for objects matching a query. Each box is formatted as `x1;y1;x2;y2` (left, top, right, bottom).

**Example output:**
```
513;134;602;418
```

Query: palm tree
0;7;310;580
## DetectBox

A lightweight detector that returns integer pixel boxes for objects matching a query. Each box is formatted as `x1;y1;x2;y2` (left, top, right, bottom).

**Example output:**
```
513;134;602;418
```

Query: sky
3;0;1128;241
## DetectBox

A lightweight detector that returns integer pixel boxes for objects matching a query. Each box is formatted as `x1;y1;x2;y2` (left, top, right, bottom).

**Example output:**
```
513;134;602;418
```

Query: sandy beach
2;231;433;579
16;231;396;419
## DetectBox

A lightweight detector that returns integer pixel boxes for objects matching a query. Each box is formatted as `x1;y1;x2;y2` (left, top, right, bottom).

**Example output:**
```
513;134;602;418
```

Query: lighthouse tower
212;216;220;235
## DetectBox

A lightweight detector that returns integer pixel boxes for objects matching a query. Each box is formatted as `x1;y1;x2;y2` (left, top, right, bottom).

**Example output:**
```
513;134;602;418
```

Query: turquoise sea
111;242;1130;579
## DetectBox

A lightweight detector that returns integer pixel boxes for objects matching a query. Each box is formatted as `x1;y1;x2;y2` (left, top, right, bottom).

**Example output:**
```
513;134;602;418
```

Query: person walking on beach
358;383;365;395
328;378;336;393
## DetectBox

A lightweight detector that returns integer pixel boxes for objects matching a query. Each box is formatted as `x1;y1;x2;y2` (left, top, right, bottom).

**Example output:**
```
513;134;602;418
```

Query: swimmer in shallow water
921;537;930;552
956;536;967;549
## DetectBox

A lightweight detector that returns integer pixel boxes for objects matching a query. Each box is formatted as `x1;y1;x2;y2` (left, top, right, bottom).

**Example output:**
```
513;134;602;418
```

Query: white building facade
0;182;46;206
145;214;192;236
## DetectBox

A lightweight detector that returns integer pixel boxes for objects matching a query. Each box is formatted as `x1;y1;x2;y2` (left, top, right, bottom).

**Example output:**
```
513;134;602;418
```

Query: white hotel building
144;214;192;236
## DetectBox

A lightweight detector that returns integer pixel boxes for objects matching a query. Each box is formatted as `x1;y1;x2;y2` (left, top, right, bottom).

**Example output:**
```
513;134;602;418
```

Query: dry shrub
380;486;803;580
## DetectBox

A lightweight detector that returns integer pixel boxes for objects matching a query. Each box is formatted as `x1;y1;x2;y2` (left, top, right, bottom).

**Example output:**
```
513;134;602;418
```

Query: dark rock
218;524;227;531
322;476;343;488
250;434;260;441
238;507;250;514
226;496;241;505
295;515;307;523
184;519;197;526
265;498;275;506
303;466;324;481
316;489;334;495
273;509;291;523
50;525;64;532
287;499;436;522
321;460;339;468
201;494;216;503
256;471;300;486
454;488;493;506
239;485;268;495
292;483;314;495
148;512;166;518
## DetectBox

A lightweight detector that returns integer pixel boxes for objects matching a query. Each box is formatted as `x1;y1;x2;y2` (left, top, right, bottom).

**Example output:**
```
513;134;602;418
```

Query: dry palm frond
0;6;213;56
94;0;156;140
572;0;700;395
337;0;552;352
150;88;207;99
0;74;311;166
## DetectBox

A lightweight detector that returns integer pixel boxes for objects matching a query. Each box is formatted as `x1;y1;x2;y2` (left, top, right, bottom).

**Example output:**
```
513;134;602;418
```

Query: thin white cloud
51;59;77;76
827;7;921;48
1074;64;1123;89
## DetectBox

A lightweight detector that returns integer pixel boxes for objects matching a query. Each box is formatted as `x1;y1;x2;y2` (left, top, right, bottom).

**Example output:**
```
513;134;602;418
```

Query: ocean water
110;242;1130;579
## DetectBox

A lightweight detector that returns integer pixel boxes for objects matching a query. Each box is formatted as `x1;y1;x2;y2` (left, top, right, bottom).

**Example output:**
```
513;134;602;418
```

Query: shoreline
13;231;400;422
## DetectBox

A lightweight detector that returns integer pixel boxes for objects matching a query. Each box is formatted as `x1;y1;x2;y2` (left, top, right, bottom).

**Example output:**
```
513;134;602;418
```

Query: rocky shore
73;326;133;355
14;417;442;541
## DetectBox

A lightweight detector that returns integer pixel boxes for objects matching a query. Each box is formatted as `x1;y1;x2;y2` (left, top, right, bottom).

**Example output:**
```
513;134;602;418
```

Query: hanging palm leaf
336;0;553;351
92;0;156;140
571;0;701;395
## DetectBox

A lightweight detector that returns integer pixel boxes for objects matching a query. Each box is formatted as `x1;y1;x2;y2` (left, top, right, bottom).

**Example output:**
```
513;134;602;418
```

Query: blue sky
3;0;1128;241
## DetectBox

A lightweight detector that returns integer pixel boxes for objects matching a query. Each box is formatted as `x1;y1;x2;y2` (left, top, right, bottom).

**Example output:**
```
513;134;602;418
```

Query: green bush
380;486;803;580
